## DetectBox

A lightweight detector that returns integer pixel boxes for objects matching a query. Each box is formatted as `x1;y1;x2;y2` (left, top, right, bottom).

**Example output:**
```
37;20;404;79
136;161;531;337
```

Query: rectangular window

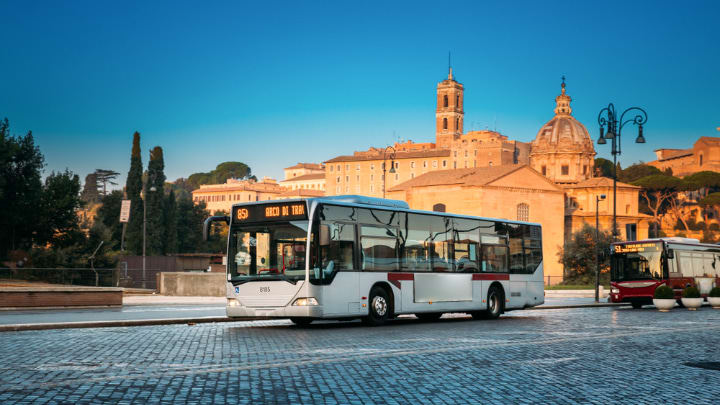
453;218;480;273
442;160;447;167
481;245;508;273
371;164;375;170
411;161;415;168
423;161;428;168
361;225;399;271
561;165;569;175
356;164;360;171
432;160;438;168
320;222;355;271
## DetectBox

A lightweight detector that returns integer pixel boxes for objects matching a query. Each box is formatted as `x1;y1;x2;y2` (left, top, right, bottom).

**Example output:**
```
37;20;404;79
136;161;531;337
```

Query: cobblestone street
1;306;719;404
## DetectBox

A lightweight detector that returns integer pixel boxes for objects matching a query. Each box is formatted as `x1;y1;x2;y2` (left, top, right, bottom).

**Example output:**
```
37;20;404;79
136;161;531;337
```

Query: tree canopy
618;163;663;183
559;224;614;284
186;161;255;190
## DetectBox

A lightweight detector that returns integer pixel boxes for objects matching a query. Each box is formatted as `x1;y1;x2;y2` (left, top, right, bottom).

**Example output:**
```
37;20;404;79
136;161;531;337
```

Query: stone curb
0;303;632;332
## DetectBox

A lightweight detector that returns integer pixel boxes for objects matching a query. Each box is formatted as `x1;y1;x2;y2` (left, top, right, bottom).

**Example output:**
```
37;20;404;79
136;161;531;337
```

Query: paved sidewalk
123;295;225;306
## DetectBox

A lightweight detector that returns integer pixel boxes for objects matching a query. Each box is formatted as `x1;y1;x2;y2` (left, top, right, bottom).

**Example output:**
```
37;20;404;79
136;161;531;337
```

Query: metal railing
0;268;117;287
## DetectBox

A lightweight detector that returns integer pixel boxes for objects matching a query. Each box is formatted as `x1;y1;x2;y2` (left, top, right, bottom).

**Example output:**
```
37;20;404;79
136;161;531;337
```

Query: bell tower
435;65;464;148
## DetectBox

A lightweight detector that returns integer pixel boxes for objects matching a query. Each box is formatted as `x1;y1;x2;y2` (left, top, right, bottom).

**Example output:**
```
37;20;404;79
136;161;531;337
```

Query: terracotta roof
387;165;526;191
564;177;640;189
278;189;325;197
284;162;324;170
654;148;693;161
325;149;450;163
280;173;325;182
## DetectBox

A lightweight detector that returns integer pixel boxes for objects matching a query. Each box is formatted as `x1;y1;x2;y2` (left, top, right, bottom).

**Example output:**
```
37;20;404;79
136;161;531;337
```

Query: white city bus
204;196;545;326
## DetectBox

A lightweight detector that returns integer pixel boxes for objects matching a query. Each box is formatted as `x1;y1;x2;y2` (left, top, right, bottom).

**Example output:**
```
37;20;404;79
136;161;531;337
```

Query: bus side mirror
319;225;331;246
666;249;674;259
203;216;230;241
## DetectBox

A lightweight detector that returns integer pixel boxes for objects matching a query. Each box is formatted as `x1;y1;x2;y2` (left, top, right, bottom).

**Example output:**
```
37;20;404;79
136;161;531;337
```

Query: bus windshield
228;221;310;283
612;243;664;281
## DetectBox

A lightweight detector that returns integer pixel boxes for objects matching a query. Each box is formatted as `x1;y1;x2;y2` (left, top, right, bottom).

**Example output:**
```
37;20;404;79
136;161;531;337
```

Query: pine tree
146;146;166;255
125;132;144;255
164;189;178;253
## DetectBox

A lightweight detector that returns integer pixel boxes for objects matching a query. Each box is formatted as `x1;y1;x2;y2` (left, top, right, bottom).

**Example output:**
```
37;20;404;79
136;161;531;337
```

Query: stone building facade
192;177;285;213
647;134;720;177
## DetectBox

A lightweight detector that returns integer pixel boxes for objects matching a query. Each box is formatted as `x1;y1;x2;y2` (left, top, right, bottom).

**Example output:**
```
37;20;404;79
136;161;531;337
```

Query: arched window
700;154;703;166
517;203;529;221
443;118;448;129
443;95;448;107
433;203;446;212
456;94;459;107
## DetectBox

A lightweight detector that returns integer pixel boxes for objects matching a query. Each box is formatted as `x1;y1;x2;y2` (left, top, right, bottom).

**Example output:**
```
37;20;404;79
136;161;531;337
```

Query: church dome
531;79;594;154
529;78;596;184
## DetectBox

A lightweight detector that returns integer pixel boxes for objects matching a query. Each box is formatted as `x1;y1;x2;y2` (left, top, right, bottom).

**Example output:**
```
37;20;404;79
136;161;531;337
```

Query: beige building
648;134;720;177
564;178;650;241
192;177;284;213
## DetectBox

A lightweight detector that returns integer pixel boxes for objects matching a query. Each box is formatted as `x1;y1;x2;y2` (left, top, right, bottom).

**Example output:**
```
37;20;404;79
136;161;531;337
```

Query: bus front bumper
226;304;324;318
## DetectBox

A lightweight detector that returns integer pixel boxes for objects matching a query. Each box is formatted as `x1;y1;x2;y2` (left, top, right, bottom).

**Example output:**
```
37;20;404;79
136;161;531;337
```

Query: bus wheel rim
373;296;387;316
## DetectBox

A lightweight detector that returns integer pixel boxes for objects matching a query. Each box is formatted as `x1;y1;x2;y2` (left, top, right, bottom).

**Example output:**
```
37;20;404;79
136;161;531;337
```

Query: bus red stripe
472;274;510;281
388;273;414;289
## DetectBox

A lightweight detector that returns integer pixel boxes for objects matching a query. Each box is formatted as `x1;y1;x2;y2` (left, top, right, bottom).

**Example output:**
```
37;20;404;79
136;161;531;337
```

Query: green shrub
654;285;674;299
709;286;720;298
682;286;701;298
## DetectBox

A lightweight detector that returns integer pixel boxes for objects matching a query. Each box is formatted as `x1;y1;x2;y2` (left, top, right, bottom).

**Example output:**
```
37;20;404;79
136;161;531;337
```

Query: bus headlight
611;288;619;294
227;298;240;307
292;297;319;306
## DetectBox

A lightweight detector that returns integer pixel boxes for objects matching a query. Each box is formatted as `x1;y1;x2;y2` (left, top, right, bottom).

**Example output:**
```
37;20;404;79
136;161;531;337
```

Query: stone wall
157;272;226;296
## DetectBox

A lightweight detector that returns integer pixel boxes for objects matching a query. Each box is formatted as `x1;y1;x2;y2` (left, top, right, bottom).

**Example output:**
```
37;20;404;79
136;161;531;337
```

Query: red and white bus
610;237;720;308
204;196;545;325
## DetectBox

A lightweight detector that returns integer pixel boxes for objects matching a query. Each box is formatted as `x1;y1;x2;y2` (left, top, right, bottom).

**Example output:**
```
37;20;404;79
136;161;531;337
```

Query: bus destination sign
614;243;661;254
234;203;307;223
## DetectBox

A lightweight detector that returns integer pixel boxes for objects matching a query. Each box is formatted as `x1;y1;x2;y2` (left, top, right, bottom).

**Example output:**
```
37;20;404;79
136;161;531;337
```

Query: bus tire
363;287;390;326
415;313;442;321
290;317;313;326
485;285;504;319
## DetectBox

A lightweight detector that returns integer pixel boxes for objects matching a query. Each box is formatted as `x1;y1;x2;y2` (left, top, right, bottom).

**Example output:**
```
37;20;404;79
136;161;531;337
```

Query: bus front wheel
363;287;390;326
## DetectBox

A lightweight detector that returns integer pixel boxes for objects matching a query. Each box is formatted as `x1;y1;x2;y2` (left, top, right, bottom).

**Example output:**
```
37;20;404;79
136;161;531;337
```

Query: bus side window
361;225;399;271
403;213;431;272
481;245;508;273
321;222;355;271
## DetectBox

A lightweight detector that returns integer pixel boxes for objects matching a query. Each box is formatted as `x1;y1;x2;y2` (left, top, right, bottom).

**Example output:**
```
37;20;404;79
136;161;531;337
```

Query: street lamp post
596;103;648;240
141;182;157;289
595;194;606;302
382;145;396;199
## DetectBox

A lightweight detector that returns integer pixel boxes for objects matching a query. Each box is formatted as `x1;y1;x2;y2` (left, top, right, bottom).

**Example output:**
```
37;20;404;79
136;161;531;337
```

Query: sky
1;1;719;188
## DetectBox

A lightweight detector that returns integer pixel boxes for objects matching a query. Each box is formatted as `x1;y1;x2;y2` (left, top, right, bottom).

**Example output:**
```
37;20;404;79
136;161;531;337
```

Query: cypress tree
125;132;144;254
164;189;178;254
146;146;166;255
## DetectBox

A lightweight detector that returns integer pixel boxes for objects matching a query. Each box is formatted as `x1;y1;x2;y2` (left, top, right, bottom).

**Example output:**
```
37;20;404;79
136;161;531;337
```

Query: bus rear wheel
290;317;313;326
363;287;390;326
415;313;442;321
485;286;504;319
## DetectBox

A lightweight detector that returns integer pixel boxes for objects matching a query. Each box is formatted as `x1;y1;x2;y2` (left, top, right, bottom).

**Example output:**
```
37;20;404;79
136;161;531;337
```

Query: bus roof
230;195;542;228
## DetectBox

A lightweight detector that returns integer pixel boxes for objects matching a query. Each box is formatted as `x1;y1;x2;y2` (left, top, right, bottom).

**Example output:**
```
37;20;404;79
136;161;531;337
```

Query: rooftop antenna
448;51;453;79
